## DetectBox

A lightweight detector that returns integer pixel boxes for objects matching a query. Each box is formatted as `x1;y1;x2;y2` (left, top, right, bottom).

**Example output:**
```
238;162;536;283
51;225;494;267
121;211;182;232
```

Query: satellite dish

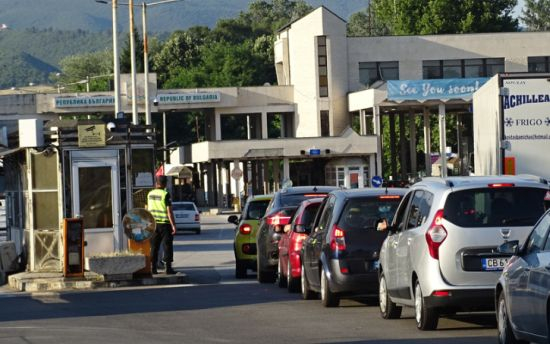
122;208;156;242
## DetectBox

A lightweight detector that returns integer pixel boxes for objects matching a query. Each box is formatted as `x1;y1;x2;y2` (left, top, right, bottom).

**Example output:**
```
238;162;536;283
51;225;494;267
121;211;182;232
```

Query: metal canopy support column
283;157;290;184
399;112;407;180
373;106;383;177
215;112;222;140
423;108;432;177
216;160;224;207
409;109;417;177
438;103;447;178
272;159;280;191
359;109;367;135
389;113;397;179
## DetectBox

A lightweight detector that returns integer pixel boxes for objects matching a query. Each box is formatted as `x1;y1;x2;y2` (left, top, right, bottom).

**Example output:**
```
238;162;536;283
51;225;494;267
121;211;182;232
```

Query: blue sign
372;176;383;188
309;149;321;156
387;78;489;102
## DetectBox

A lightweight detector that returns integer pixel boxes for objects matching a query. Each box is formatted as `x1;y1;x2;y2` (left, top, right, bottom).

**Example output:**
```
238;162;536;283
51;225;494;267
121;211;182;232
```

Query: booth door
72;159;120;256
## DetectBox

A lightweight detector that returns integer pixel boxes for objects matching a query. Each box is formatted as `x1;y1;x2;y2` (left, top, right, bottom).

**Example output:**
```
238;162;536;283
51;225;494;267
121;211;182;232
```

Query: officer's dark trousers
151;223;174;265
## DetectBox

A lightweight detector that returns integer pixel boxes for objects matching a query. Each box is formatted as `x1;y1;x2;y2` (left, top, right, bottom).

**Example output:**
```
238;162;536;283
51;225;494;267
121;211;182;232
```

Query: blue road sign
372;176;383;188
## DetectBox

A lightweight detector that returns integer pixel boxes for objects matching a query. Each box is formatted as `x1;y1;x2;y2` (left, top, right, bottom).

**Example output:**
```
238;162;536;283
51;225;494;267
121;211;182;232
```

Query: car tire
414;280;439;331
235;260;247;279
287;260;300;293
321;268;339;307
257;256;276;283
497;292;527;344
277;261;287;288
301;261;316;300
379;272;402;319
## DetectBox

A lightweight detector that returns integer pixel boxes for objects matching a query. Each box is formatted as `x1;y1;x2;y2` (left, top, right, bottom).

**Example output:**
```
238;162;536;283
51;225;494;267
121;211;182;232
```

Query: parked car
496;209;550;344
228;194;273;278
300;188;406;307
256;186;338;283
378;176;549;331
172;201;201;234
278;197;325;292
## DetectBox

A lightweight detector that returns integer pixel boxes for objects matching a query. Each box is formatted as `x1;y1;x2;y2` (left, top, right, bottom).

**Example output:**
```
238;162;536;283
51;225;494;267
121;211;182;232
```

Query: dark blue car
496;209;550;344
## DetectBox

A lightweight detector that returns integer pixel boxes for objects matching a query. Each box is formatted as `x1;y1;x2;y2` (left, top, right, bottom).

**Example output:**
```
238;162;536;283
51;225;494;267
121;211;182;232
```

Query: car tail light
291;234;307;252
266;211;292;226
426;209;447;260
379;195;401;200
195;214;200;222
239;224;252;235
304;193;327;197
488;183;514;188
242;243;252;253
432;290;450;297
330;224;346;252
340;267;349;274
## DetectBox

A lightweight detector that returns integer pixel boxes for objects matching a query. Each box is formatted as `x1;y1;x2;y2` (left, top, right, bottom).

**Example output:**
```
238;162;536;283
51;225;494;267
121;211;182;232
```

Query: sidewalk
8;271;188;292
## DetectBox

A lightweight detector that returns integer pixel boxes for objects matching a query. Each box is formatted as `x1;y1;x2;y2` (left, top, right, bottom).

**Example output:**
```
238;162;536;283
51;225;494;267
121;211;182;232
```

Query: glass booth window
132;148;155;187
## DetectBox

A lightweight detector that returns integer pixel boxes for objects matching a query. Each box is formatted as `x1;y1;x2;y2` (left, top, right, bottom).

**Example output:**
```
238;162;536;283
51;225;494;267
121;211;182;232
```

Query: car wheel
301;261;316;300
379;272;402;319
235;260;247;279
257;256;276;283
277;260;287;288
414;280;439;331
321;268;339;307
497;292;527;344
287;260;300;293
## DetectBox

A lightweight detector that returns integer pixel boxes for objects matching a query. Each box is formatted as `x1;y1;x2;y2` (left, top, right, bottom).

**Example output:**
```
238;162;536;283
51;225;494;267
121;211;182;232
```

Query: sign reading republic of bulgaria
55;96;115;108
157;92;221;104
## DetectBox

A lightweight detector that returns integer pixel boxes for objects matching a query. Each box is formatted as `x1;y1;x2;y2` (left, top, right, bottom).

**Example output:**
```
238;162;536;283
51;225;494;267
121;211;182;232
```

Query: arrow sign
371;176;383;188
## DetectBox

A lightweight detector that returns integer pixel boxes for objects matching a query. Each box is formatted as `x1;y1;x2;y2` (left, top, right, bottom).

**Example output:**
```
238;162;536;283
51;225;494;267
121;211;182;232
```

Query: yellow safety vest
147;188;169;224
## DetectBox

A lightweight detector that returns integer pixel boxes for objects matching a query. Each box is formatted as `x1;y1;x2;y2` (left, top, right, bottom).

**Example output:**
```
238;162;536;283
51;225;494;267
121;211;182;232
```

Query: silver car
172;201;201;234
378;176;549;330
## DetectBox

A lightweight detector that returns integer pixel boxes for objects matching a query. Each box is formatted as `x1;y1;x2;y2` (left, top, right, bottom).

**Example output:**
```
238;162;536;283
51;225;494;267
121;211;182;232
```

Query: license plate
481;257;508;271
175;214;188;218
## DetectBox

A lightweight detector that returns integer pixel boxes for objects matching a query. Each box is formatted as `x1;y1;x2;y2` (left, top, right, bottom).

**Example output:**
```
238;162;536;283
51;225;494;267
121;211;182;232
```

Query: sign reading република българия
55;96;115;108
502;78;550;176
387;78;489;101
156;92;221;104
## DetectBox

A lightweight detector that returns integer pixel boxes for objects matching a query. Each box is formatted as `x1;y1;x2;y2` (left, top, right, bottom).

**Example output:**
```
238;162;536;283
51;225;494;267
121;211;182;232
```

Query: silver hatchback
378;176;549;330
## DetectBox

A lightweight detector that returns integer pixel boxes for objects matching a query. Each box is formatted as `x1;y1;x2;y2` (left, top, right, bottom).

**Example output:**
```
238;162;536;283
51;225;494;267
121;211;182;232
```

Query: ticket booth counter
3;119;156;272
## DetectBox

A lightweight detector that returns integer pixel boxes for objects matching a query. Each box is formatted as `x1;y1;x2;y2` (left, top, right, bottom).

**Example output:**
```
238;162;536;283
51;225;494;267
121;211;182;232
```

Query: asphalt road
0;215;500;344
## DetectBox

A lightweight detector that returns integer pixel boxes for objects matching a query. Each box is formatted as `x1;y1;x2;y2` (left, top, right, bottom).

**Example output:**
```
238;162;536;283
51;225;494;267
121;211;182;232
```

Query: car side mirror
228;215;239;225
283;224;291;233
497;240;520;255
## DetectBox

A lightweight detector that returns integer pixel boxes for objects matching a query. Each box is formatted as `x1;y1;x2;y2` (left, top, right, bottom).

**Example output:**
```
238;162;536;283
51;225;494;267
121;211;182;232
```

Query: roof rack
516;174;548;185
420;177;455;187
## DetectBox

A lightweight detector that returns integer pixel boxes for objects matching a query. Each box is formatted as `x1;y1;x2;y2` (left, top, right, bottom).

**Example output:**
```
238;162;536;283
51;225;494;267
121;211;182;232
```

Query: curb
8;272;188;292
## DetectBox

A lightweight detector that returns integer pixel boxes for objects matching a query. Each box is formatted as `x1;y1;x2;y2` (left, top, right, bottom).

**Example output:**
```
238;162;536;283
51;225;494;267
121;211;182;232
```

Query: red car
277;197;325;292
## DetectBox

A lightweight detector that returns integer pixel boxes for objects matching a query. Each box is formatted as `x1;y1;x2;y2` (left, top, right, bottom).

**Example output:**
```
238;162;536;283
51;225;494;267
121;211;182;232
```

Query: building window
528;56;550;73
423;58;504;79
320;111;330;137
359;61;399;87
317;36;328;97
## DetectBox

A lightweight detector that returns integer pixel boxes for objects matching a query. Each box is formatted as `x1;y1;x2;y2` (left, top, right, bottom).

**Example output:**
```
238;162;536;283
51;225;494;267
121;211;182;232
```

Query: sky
514;0;525;18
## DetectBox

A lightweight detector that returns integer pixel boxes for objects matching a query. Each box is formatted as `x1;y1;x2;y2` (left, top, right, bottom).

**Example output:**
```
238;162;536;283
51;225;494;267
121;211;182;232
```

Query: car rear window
338;196;401;231
280;193;328;207
245;200;270;220
299;203;321;229
172;203;195;211
444;187;547;227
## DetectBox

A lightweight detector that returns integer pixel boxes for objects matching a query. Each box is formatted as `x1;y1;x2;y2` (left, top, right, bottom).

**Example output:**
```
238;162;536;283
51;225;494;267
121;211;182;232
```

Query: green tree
522;0;550;31
371;0;518;35
54;50;113;92
120;28;144;73
347;4;390;36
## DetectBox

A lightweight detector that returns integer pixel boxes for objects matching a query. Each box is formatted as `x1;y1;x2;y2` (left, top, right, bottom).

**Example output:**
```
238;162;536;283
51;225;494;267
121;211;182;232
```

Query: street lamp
97;0;182;125
95;0;122;119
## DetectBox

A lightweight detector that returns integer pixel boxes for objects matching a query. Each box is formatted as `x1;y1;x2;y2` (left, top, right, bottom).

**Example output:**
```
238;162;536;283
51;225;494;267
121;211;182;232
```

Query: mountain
0;0;369;33
0;1;369;88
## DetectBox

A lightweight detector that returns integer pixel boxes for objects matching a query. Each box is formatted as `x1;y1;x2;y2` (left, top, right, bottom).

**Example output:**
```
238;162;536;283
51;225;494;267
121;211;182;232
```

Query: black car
301;188;406;307
256;186;338;283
